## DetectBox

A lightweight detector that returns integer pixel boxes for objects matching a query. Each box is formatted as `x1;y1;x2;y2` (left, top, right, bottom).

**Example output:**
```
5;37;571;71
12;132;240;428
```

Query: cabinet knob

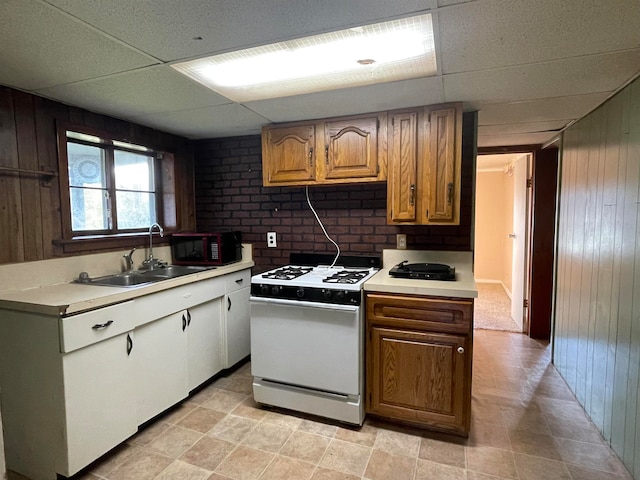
457;346;464;354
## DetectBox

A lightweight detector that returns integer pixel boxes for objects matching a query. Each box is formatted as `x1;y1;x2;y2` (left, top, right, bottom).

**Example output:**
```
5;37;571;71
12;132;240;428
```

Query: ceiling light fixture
171;13;436;102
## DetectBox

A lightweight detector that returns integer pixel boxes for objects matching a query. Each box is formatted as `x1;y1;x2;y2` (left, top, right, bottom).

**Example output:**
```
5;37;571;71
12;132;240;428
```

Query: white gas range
249;254;380;425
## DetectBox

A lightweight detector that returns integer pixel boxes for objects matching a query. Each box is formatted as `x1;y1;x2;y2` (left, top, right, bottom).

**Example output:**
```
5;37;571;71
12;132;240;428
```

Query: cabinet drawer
135;277;225;324
60;300;136;353
225;269;251;293
366;293;473;334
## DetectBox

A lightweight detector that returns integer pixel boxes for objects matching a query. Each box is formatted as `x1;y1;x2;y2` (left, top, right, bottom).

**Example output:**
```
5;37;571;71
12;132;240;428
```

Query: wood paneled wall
554;76;640;476
0;86;195;265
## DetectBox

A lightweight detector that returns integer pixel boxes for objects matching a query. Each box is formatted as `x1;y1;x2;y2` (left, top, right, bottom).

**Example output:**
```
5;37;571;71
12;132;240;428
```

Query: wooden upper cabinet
426;107;459;223
262;124;316;185
387;111;419;223
261;113;386;187
322;115;382;180
387;103;462;225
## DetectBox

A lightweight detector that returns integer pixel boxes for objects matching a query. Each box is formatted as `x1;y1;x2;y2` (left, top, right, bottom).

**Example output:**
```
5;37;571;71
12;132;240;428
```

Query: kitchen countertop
364;249;477;299
0;259;254;317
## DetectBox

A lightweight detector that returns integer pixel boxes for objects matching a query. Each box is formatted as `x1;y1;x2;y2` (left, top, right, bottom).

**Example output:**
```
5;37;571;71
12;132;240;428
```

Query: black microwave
170;231;242;266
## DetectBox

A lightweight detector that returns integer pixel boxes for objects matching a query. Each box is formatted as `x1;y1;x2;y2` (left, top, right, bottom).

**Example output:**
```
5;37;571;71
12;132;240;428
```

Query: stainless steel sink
74;265;215;288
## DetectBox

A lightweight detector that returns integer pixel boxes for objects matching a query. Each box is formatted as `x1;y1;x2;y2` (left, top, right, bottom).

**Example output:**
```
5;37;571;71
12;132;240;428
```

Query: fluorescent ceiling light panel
172;14;436;102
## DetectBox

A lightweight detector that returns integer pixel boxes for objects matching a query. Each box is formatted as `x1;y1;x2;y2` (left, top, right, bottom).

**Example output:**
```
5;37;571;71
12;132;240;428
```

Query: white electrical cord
305;185;341;267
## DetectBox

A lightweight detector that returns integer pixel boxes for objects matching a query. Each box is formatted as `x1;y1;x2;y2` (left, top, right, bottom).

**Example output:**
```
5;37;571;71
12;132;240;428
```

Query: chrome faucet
142;222;166;270
123;247;136;272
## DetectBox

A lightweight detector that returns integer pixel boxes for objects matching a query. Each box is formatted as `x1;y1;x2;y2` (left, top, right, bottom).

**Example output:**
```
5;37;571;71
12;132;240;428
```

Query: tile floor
8;330;634;480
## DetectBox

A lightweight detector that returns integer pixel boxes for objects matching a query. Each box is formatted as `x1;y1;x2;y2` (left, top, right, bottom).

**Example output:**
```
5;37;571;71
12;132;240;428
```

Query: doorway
474;153;532;332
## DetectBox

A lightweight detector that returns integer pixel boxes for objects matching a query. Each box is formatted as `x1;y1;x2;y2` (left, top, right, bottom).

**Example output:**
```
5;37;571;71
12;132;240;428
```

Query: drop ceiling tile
477;132;557;148
444;50;640;105
130;104;269;139
474;93;611;126
245;76;445;123
45;0;436;62
478;120;568;136
36;66;230;118
438;0;640;74
0;0;156;91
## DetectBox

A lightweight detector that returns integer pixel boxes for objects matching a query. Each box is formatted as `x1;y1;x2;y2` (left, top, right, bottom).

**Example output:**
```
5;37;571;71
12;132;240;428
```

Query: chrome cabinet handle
457;346;464;354
309;147;314;167
92;320;113;330
410;184;416;206
325;145;329;165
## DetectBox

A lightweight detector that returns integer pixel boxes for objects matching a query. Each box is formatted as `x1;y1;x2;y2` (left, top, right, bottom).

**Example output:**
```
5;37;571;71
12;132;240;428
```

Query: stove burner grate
323;270;369;284
262;266;312;281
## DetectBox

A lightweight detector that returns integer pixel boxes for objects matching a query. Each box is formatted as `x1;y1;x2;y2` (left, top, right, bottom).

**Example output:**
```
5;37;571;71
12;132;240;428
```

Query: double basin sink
75;265;216;288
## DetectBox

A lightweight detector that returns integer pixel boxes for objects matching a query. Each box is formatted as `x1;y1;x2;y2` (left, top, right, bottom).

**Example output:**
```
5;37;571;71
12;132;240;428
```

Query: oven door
250;296;361;396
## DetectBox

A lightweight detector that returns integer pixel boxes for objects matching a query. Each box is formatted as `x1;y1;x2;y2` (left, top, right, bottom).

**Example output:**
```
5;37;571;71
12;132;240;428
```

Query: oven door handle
250;296;360;313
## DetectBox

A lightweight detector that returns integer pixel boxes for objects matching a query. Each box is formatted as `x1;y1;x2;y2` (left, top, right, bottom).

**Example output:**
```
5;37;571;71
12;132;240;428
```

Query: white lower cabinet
187;299;225;391
62;332;137;473
0;271;250;480
224;269;251;368
134;312;189;425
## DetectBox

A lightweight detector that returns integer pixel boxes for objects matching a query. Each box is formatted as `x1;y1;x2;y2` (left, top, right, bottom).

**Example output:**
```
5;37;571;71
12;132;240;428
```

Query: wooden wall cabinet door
425;106;460;223
387;110;420;223
262;124;316;185
321;114;385;181
386;103;462;225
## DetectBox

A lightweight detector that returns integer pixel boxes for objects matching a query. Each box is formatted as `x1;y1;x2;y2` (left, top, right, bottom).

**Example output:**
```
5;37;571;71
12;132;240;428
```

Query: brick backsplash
194;134;473;273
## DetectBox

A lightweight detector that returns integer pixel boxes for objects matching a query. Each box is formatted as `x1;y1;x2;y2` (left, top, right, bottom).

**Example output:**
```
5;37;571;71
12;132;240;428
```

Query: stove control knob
296;287;305;298
322;289;332;300
260;285;269;295
271;286;280;296
335;290;345;301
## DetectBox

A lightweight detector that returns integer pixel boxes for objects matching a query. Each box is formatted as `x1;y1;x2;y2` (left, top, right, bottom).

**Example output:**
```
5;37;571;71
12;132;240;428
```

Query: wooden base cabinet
365;293;473;436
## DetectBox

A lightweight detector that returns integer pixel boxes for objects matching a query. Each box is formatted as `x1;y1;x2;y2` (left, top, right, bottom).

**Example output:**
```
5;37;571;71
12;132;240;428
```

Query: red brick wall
193;120;475;273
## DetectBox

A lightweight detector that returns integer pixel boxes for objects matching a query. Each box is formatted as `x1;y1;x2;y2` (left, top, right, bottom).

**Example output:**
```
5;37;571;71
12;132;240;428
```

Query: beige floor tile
206;474;234;480
414;458;467;480
298;418;338;438
501;406;551;435
179;407;227;433
214;446;273;480
221;376;254;395
372;427;421;458
108;449;173;480
128;421;171;447
470;401;505;426
565;463;633;480
202;391;248;414
149;426;204;459
162;403;199;424
241;421;293;453
335;422;378;447
544;411;605;444
262;410;304;430
508;430;561;460
258;456;315;480
309;467;361;480
467;419;511;450
513;453;571;480
154;460;212;480
466;445;518;479
280;431;331;464
555;437;629;475
419;434;466;468
364;449;416;480
231;402;268;421
187;385;221;406
318;439;372;477
180;436;236;471
89;443;138;477
466;472;506;480
208;415;259;443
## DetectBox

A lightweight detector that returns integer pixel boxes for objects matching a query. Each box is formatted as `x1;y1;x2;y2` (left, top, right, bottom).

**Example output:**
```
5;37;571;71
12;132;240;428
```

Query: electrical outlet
267;231;277;248
397;234;407;250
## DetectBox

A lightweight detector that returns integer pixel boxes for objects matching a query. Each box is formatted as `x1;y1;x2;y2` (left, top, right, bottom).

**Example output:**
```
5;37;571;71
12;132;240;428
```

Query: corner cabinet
387;103;462;225
365;292;473;436
262;112;387;187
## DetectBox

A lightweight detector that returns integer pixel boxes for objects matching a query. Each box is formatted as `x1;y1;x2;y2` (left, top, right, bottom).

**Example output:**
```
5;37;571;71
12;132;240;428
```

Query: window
57;123;177;249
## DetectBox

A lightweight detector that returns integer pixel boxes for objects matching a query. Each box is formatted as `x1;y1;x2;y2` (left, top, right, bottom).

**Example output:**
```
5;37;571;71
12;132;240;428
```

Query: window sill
54;233;171;254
